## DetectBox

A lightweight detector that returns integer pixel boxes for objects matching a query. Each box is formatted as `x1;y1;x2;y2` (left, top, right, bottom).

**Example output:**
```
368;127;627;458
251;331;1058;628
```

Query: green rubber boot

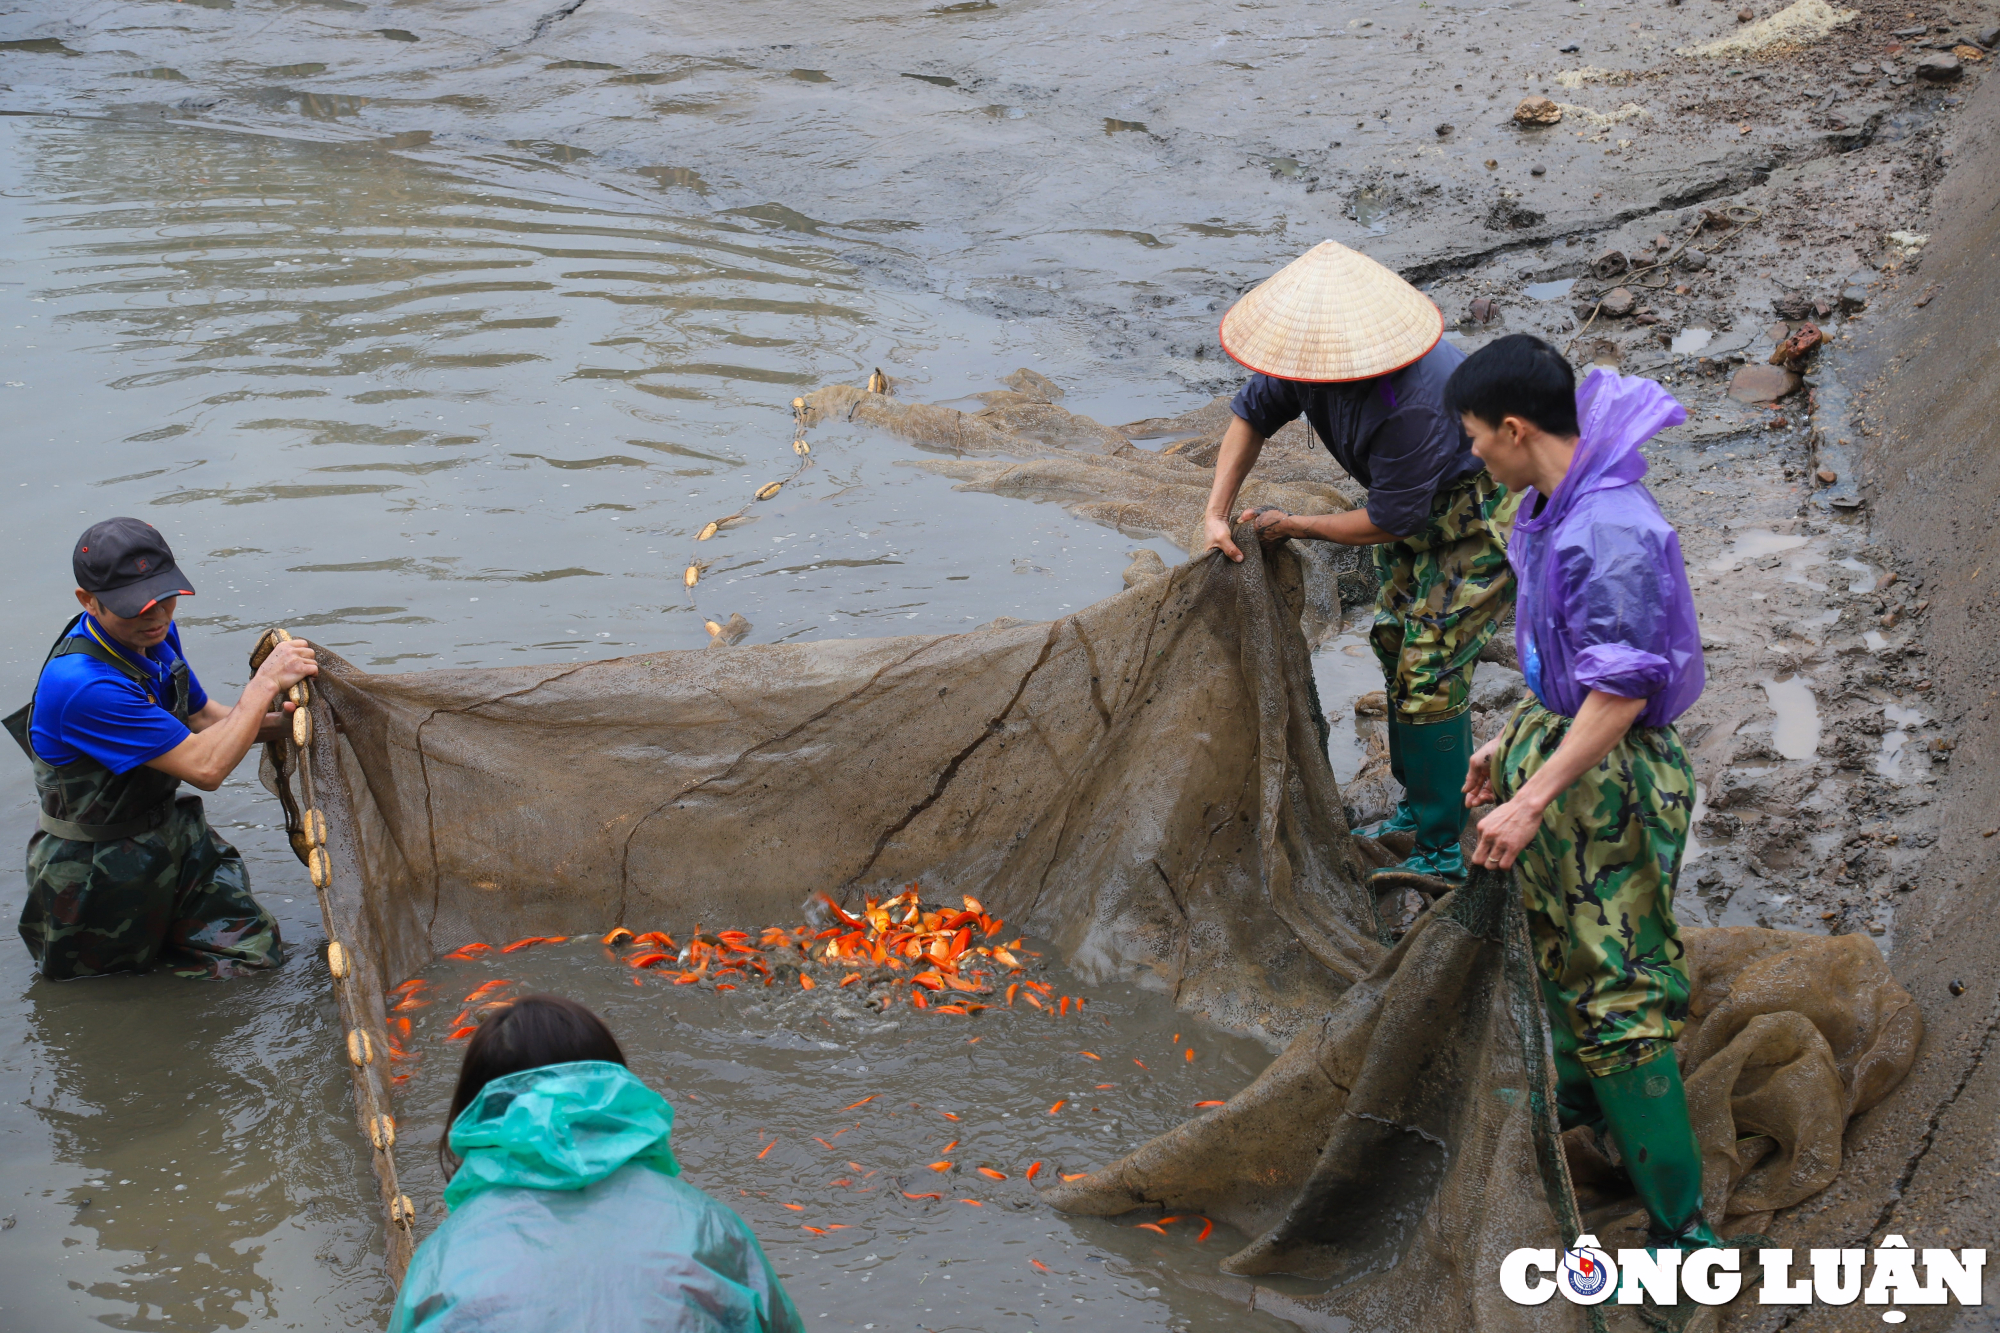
1540;976;1605;1136
1355;709;1417;841
1590;1052;1724;1249
1368;712;1471;886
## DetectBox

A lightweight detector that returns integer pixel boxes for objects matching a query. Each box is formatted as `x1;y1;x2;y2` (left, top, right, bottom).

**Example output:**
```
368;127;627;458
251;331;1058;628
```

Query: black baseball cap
73;518;196;618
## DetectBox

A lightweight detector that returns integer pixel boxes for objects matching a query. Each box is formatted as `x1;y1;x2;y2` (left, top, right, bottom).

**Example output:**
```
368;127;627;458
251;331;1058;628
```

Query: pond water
0;93;1312;1333
0;0;1648;1313
387;931;1304;1332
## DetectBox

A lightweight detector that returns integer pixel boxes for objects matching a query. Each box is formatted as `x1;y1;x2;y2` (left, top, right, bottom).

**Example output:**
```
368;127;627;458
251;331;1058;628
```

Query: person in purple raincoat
1448;335;1736;1259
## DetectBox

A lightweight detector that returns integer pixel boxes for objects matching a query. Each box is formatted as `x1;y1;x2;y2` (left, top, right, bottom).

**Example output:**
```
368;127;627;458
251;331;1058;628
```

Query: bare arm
1199;415;1267;562
1241;507;1401;547
1467;689;1649;870
147;639;318;791
187;697;296;745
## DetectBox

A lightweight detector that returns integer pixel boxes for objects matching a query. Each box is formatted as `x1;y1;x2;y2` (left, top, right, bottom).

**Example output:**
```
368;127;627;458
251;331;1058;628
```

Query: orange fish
838;974;863;988
1021;992;1045;1011
602;927;635;946
673;971;700;985
934;1004;968;1015
1048;1100;1066;1115
1080;1051;1100;1061
500;935;563;953
1185;1048;1195;1063
942;1140;959;1152
390;996;431;1013
784;1202;804;1211
843;1095;878;1111
799;975;816;991
631;976;643;986
390;1016;412;1038
463;980;513;1003
447;1025;477;1041
976;1167;1006;1181
1030;1259;1051;1272
1173;1033;1181;1044
813;1137;834;1150
1095;1084;1115;1090
927;1161;952;1172
1022;979;1052;996
632;931;674;947
758;1140;776;1160
1059;996;1070;1016
826;1224;851;1231
940;1112;960;1121
959;1199;983;1207
1060;1172;1088;1182
912;992;928;1010
715;983;736;991
1005;983;1020;1007
390;979;429;997
626;951;670;969
802;1225;827;1236
1197;1217;1214;1242
1133;1059;1148;1070
902;1192;941;1201
442;943;491;961
1025;1161;1042;1181
1137;1223;1168;1235
1194;1100;1225;1108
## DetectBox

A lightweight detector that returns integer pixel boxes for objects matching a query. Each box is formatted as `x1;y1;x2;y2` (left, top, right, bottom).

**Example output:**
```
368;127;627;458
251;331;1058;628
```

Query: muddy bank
1800;45;2000;1332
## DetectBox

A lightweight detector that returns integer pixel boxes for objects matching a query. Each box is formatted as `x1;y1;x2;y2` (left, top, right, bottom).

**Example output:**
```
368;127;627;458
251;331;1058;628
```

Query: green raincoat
390;1061;802;1333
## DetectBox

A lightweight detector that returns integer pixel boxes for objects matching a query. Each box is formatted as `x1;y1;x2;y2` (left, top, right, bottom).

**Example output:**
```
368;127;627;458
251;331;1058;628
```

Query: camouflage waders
1368;469;1520;722
5;617;283;980
1492;698;1696;1077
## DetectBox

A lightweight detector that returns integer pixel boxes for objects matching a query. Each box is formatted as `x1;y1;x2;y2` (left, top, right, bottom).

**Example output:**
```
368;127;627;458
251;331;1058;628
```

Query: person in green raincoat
7;517;317;980
391;993;802;1333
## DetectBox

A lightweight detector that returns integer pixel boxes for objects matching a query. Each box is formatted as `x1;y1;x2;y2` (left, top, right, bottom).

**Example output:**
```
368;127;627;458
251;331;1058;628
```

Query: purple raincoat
1509;368;1704;726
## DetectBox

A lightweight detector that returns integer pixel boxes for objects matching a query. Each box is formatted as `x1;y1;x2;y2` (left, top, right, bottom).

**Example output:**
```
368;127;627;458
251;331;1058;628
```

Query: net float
684;564;700;588
309;846;330;889
293;706;313;748
327;940;349;978
347;1028;373;1067
370;1114;397;1150
304;808;326;847
697;521;719;541
793;438;810;456
755;481;782;501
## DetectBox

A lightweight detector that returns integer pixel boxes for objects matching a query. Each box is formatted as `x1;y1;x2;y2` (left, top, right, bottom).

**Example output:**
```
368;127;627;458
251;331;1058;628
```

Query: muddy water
0;102;1318;1332
391;938;1304;1331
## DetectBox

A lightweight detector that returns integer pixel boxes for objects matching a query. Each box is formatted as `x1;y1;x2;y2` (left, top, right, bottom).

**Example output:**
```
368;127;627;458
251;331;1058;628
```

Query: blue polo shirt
29;616;208;774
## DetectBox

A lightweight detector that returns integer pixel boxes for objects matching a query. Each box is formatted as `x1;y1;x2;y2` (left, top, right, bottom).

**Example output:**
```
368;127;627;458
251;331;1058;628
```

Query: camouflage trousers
20;796;284;981
1493;700;1696;1077
1370;470;1520;723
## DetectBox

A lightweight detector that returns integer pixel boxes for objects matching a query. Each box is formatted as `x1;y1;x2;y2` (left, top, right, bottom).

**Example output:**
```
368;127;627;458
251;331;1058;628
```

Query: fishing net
263;500;1919;1324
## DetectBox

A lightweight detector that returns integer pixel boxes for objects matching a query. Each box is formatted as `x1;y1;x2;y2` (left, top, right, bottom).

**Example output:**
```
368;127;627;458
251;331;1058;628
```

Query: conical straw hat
1219;240;1443;382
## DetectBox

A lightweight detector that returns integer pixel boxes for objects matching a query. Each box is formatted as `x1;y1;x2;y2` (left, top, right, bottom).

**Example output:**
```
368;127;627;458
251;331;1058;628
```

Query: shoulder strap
6;616;152;764
53;633;151;686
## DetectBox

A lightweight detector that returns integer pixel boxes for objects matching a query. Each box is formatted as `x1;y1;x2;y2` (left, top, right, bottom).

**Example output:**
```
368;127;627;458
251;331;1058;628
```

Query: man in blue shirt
1200;242;1519;887
5;517;318;979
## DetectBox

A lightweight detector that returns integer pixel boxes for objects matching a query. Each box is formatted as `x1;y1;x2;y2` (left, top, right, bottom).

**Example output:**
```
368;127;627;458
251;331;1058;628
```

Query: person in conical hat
1200;240;1520;888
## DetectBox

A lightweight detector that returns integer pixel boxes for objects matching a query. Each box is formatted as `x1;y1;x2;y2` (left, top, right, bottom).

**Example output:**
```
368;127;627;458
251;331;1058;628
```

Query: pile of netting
263;509;1919;1328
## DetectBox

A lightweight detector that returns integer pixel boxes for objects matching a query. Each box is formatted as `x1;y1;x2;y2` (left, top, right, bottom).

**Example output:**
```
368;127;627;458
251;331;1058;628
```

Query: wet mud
1;0;1995;1325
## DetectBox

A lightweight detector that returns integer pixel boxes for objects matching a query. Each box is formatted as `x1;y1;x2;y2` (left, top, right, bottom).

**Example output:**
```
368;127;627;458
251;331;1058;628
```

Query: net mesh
267;518;1919;1323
